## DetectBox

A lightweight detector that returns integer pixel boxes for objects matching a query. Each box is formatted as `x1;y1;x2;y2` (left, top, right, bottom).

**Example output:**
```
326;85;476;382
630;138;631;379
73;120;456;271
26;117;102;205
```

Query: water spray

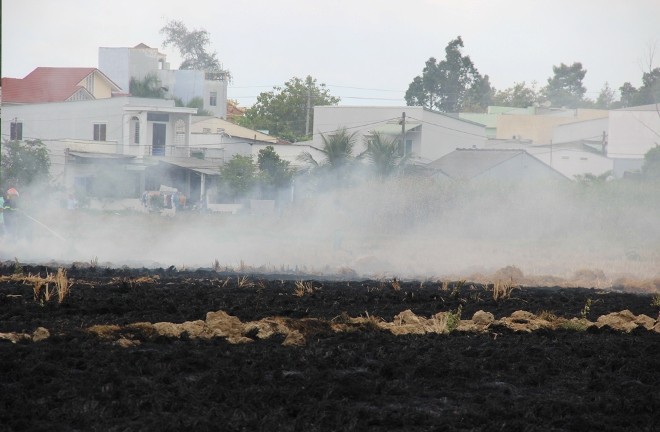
16;209;66;241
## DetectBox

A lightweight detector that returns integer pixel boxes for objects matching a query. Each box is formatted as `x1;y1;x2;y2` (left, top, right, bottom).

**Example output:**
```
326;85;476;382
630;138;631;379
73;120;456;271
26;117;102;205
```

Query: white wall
553;117;609;145
313;106;485;163
158;69;228;118
534;148;613;179
99;47;163;93
608;108;660;159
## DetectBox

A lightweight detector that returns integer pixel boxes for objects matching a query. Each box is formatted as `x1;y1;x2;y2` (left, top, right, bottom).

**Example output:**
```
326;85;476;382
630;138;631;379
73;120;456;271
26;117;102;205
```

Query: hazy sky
3;0;660;107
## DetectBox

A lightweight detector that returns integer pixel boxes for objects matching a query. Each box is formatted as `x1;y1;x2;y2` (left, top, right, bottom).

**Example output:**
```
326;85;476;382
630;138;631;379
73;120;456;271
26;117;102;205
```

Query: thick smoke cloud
1;176;659;287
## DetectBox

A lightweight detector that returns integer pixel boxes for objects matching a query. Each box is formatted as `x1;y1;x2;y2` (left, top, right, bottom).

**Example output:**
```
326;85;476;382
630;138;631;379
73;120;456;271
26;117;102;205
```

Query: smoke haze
1;177;659;289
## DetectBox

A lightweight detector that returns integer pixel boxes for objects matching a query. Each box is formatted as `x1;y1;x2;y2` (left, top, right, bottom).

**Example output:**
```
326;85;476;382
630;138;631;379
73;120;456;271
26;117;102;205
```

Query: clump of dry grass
390;278;401;292
0;267;72;304
55;268;70;303
492;280;519;301
294;280;315;297
237;276;254;289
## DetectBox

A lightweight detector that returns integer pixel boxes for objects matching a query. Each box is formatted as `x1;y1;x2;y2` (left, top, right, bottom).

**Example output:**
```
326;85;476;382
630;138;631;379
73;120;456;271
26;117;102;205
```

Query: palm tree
129;73;167;99
298;127;358;169
297;127;358;187
362;132;408;178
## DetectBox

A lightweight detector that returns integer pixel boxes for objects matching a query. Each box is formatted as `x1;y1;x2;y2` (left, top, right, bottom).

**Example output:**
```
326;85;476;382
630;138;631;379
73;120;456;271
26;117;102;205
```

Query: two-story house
99;44;228;119
2;93;207;200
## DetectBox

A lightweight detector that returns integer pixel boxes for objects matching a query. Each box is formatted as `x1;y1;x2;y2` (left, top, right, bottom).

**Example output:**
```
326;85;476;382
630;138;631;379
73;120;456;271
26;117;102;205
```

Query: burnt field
1;263;659;432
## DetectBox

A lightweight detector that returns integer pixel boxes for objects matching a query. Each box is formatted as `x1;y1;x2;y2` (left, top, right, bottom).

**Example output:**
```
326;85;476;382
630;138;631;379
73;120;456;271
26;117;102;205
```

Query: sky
3;0;660;108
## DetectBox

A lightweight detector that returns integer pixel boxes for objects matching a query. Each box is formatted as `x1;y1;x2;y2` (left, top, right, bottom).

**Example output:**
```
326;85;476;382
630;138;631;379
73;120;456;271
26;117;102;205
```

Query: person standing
0;194;5;236
3;189;19;237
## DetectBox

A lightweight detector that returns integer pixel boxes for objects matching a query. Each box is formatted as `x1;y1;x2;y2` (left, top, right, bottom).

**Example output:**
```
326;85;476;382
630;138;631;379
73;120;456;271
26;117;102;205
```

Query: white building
607;104;660;177
313;106;486;164
2;97;204;198
99;44;228;119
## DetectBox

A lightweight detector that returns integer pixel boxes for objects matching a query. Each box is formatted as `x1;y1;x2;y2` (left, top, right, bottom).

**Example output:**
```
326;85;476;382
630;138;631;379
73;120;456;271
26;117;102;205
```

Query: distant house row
2;43;659;206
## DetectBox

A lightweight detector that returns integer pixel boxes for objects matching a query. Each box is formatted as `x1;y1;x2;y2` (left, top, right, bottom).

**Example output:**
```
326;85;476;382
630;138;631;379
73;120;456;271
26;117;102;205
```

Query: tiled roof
1;67;119;103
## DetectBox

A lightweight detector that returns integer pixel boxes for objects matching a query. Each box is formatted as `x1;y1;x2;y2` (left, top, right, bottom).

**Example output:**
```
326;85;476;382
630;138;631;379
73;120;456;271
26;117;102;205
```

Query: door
152;123;166;156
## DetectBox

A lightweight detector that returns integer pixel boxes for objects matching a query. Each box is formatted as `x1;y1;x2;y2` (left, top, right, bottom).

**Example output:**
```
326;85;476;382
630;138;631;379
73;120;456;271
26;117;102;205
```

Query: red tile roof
1;67;119;103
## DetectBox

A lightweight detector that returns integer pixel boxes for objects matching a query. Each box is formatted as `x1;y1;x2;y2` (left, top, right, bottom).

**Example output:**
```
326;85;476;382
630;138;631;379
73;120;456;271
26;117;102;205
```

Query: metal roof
154;157;222;176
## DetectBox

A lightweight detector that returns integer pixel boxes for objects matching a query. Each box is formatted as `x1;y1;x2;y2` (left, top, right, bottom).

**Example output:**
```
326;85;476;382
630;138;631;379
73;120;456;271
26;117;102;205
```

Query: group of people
0;188;19;237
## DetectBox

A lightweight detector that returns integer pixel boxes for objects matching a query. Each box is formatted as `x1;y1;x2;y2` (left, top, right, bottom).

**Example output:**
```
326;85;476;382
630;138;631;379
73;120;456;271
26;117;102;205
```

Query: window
93;123;107;141
174;119;186;146
10;122;23;140
210;91;217;107
132;117;140;144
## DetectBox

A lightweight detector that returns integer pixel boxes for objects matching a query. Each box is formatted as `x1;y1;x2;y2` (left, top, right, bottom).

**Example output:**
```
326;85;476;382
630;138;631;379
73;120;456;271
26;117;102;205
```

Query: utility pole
305;82;312;137
400;111;406;156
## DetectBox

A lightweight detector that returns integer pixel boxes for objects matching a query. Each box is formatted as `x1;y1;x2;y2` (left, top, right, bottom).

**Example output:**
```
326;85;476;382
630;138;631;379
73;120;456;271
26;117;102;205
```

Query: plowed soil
1;264;659;432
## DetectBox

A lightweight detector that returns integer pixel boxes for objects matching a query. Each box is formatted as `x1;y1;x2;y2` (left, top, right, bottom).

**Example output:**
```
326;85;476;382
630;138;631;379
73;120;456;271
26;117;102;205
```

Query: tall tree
1;139;50;190
595;82;616;109
405;37;492;112
238;76;340;142
542;62;588;108
617;69;660;108
491;81;540;108
160;20;228;75
219;155;257;202
257;146;294;198
619;82;638;108
362;132;408;178
642;145;660;179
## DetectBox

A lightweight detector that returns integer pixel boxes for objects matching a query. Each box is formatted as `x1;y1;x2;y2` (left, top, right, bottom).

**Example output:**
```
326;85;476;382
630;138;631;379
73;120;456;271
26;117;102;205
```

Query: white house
607;104;660;177
428;149;567;182
2;97;204;198
313;106;486;163
99;44;228;119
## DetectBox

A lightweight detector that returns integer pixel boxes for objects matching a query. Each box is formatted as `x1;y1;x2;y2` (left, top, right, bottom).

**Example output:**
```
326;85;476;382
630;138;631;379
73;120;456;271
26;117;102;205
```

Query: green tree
491;81;540;108
405;36;492;112
642;145;660;179
129;73;167;98
362;132;408;178
257;146;294;198
1;139;51;190
542;62;588;108
238;76;340;142
618;68;660;108
595;82;616;109
220;154;257;201
160;20;229;77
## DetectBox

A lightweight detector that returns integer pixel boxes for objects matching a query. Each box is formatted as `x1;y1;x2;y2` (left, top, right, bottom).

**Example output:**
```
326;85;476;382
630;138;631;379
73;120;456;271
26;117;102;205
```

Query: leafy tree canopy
362;132;408;178
594;82;617;109
258;146;294;198
160;20;228;75
642;145;660;179
297;127;358;188
129;73;167;99
491;81;540;108
219;154;258;201
618;68;660;107
405;36;492;113
542;62;588;108
238;76;340;142
1;139;51;191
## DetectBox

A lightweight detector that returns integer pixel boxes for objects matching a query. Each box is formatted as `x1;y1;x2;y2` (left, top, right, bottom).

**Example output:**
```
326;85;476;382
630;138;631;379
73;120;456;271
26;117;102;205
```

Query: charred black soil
1;264;659;431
